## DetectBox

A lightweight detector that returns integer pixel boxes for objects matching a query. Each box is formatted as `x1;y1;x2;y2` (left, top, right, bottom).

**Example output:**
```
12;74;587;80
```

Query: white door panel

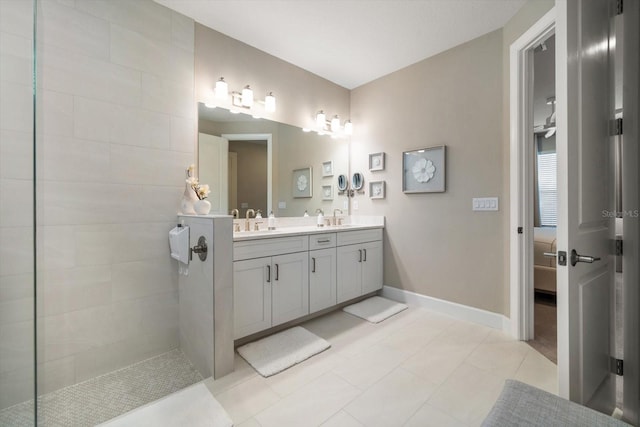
198;133;228;214
557;0;616;411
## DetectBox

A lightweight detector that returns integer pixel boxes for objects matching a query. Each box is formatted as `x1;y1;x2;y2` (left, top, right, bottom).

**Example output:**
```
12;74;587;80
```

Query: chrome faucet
245;209;255;231
230;209;239;218
332;208;343;226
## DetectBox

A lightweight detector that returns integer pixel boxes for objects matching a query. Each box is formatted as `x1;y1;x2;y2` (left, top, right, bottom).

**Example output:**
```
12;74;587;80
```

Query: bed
534;227;557;294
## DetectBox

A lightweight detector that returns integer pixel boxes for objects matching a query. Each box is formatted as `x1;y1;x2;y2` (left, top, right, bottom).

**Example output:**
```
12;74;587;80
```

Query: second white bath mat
237;326;331;377
343;296;408;323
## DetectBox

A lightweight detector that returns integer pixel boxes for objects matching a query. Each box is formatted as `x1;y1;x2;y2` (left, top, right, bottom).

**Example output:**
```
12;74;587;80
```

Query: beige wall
195;24;350;132
350;30;505;314
350;0;554;316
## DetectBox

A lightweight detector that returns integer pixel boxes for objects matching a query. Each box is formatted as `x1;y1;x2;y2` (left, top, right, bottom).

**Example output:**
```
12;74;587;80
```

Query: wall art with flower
402;145;446;193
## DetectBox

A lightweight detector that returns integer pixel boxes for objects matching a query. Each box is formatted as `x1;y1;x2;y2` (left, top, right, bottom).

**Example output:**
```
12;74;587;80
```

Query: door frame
222;133;273;215
509;7;557;341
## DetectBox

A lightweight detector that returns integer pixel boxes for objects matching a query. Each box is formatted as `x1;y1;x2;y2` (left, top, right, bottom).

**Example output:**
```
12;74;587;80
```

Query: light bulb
331;115;340;133
215;77;228;100
344;120;353;135
265;92;276;113
242;85;253;107
316;111;326;129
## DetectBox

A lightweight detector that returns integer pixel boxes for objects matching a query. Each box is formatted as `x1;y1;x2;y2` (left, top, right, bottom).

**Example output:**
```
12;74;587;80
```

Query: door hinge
612;358;624;376
616;0;623;15
517;227;523;234
616;238;623;256
611;118;623;135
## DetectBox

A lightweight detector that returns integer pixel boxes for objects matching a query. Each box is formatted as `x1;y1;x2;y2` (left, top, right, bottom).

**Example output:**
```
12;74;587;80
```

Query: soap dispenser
316;209;324;227
268;211;276;230
256;209;263;219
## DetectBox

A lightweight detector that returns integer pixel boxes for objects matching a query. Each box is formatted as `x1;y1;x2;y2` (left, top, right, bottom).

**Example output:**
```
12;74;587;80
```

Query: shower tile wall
33;0;193;406
0;0;36;410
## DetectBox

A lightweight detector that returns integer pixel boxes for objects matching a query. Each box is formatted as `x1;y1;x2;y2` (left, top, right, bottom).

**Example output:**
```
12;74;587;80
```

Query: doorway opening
508;8;556;348
529;33;557;364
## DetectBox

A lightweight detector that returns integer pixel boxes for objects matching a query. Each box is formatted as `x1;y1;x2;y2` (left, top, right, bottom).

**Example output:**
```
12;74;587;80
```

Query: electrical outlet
278;201;286;209
343;200;348;210
353;200;359;210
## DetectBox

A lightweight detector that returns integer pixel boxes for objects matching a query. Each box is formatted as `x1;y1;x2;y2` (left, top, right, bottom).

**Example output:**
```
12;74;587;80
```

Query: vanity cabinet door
336;244;363;304
233;257;271;339
309;248;337;313
361;240;383;294
271;252;309;327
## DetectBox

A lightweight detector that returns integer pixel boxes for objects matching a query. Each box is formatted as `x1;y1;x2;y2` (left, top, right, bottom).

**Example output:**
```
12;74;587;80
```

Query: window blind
537;151;557;226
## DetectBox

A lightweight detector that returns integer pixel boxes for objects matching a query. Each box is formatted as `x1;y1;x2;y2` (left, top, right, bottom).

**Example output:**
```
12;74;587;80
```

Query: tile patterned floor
205;306;558;427
0;349;202;427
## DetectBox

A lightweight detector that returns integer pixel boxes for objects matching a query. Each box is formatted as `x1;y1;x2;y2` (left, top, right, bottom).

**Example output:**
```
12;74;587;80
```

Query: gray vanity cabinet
336;229;383;303
233;257;272;339
309;233;337;313
233;236;309;340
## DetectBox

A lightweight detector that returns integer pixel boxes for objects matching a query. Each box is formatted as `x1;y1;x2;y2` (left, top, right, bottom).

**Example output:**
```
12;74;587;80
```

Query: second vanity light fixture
309;110;353;138
206;77;276;115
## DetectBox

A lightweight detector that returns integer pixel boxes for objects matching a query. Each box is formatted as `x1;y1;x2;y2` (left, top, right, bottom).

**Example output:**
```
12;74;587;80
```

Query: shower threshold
0;349;202;426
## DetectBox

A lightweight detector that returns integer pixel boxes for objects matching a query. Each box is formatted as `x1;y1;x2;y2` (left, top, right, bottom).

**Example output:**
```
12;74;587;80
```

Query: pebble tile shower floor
0;349;203;427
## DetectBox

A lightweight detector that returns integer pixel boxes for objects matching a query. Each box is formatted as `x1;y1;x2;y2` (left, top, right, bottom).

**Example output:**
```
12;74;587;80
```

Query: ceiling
155;0;526;90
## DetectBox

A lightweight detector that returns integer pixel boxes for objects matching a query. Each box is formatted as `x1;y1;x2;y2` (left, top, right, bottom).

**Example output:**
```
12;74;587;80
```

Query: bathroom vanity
232;219;384;340
175;215;383;380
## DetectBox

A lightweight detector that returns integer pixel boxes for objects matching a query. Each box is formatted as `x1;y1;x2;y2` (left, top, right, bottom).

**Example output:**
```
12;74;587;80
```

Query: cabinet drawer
309;233;337;250
337;228;382;246
234;236;309;261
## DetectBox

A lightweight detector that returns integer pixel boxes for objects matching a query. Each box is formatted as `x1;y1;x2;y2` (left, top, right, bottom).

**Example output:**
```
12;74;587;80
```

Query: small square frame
322;185;333;200
369;152;385;171
292;167;313;198
369;181;386;199
402;145;446;193
322;160;334;177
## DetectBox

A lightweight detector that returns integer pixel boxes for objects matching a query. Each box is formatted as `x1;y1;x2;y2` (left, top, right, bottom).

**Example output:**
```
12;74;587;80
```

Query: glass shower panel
0;0;37;425
32;0;200;425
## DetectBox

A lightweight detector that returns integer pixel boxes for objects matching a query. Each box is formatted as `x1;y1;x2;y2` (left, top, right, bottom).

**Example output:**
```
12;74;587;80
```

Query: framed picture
322;160;334;177
322;185;333;200
369;181;385;199
292;167;313;198
369;152;385;171
402;145;446;193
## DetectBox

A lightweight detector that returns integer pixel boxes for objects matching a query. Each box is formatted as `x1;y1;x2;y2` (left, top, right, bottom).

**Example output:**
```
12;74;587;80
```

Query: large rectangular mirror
197;103;349;218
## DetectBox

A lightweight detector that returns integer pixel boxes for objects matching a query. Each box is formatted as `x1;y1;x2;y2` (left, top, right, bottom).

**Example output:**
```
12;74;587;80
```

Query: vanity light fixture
314;110;354;138
207;77;277;114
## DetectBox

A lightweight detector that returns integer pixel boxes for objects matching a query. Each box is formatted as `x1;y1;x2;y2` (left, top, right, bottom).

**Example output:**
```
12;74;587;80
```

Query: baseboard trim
380;286;512;334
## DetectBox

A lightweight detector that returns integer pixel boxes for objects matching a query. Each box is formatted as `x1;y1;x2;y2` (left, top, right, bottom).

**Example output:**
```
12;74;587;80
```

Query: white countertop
233;223;383;241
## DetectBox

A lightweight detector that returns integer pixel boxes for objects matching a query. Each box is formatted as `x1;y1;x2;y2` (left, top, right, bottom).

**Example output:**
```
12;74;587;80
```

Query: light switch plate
343;200;348;210
353;200;359;210
472;197;499;211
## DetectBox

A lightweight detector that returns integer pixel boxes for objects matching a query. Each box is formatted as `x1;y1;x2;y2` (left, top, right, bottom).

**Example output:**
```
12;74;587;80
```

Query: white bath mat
237;326;331;377
343;296;408;323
